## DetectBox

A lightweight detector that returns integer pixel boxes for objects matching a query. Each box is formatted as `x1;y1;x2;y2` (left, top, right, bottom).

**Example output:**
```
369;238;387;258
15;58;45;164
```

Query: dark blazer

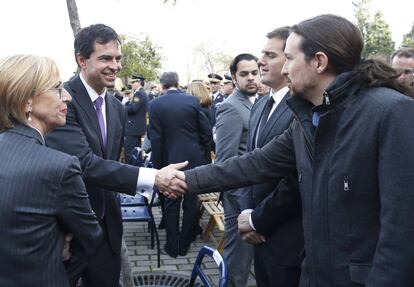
125;87;148;136
240;92;304;268
46;75;140;256
0;123;101;287
148;89;212;169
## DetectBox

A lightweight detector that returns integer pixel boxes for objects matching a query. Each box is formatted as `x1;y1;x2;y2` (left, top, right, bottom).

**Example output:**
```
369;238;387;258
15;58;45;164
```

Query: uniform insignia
133;97;140;103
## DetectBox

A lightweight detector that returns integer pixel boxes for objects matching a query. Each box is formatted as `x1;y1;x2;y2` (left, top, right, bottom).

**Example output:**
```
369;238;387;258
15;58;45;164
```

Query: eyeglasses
399;68;414;76
49;87;63;99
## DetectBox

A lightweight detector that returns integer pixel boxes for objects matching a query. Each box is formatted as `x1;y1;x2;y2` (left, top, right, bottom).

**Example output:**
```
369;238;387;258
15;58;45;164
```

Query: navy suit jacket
46;75;139;255
240;92;304;266
148;89;212;169
125;87;148;136
0;123;101;287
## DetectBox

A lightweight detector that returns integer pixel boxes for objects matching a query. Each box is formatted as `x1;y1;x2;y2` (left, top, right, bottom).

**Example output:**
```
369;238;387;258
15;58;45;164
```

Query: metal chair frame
189;246;228;287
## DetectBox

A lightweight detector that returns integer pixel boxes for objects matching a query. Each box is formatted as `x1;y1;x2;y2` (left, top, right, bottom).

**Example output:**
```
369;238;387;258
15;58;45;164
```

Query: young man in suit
46;24;186;287
238;27;304;287
215;53;260;287
124;74;148;164
148;72;212;258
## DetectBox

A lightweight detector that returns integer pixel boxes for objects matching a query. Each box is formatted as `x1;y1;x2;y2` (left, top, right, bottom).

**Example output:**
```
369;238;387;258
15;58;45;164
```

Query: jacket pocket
349;261;371;285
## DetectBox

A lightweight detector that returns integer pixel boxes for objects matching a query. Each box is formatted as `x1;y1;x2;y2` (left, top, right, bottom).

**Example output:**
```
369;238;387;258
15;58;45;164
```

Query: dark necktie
94;96;106;148
258;96;275;135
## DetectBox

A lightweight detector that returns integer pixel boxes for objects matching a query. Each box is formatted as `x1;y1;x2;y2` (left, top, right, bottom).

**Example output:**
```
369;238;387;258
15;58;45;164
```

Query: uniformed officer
222;74;235;99
208;73;225;128
124;75;148;164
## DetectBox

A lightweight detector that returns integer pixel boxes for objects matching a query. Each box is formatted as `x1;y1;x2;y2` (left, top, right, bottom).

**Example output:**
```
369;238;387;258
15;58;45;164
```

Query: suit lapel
250;98;266;149
69;76;105;155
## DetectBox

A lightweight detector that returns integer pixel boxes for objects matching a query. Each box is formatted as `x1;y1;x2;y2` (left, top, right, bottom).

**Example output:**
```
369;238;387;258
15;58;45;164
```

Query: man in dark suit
148;71;212;257
46;24;186;287
239;27;303;287
124;75;148;164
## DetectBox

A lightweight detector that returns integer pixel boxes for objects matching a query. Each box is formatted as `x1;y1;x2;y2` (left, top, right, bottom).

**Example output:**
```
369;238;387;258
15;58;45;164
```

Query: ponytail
352;59;414;98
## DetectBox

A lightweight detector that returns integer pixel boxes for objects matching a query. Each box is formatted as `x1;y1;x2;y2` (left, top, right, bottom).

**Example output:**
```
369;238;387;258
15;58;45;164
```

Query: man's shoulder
357;87;414;113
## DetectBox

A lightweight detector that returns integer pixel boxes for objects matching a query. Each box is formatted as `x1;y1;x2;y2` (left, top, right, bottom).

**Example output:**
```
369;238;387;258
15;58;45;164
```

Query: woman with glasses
0;54;102;287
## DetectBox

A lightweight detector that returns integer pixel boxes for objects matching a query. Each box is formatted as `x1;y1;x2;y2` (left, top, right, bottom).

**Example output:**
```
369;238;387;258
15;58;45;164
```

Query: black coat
125;87;148;136
148;89;212;169
185;72;414;287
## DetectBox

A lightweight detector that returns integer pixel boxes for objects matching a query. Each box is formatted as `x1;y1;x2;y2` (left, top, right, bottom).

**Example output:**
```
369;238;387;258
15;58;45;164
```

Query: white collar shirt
80;73;107;131
268;86;289;120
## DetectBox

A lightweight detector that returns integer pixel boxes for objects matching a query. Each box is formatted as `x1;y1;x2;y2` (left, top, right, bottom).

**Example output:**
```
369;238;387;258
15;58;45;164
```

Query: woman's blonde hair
0;54;60;131
187;81;212;108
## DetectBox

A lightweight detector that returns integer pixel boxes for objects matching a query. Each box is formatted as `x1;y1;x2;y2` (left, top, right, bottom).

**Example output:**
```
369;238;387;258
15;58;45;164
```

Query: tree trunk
66;0;81;37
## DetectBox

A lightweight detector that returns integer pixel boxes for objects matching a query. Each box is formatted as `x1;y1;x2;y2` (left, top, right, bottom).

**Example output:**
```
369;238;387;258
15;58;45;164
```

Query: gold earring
28;111;32;122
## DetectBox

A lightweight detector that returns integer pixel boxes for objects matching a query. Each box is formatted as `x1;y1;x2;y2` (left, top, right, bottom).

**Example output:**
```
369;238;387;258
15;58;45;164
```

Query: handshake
154;161;189;199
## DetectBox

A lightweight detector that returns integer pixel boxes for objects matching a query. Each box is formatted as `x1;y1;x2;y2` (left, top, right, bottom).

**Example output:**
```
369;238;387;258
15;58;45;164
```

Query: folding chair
121;189;161;268
119;193;146;206
189;246;228;287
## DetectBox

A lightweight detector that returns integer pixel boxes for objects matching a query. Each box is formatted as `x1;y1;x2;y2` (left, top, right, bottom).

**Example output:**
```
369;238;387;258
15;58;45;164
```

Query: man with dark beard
162;15;414;287
215;53;260;287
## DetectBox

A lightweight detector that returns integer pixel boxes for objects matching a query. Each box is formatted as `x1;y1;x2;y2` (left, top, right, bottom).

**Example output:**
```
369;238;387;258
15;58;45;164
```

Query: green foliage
353;0;394;59
401;23;414;48
118;35;162;82
353;0;370;39
364;12;394;58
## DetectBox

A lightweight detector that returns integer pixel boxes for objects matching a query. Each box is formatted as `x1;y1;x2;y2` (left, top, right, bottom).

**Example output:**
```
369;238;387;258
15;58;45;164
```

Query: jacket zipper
344;176;349;191
323;91;331;106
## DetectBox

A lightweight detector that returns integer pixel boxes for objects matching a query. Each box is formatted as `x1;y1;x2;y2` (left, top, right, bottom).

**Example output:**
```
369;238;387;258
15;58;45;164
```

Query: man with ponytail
164;14;414;287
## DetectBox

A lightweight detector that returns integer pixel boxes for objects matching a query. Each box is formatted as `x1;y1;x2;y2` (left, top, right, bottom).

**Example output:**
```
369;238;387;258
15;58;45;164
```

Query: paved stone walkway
123;203;257;286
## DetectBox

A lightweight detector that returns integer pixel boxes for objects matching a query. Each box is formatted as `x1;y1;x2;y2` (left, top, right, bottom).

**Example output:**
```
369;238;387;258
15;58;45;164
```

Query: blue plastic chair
189;246;228;287
121;190;160;268
119;193;147;206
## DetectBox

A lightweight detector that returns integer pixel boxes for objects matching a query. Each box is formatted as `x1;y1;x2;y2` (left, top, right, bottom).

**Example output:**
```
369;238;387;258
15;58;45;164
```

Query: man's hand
238;212;254;233
241;231;266;245
155;161;188;199
62;233;73;261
